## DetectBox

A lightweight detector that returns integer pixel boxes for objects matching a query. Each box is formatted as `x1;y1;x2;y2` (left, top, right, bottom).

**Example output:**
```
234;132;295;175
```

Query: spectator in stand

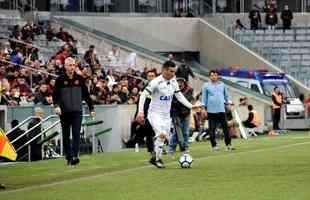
141;67;149;79
265;11;278;30
281;4;293;30
46;24;56;41
110;84;122;104
84;45;100;74
107;46;120;64
106;69;117;91
55;46;70;64
10;48;23;65
119;86;129;103
268;0;277;12
234;19;246;30
175;61;196;82
21;21;35;41
249;5;262;30
10;87;21;105
129;86;139;103
34;83;50;105
57;27;74;42
11;25;22;40
126;52;137;69
68;40;78;55
27;47;39;62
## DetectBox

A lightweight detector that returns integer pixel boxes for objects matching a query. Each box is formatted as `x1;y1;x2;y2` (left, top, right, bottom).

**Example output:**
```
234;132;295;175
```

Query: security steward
272;86;283;131
53;57;95;165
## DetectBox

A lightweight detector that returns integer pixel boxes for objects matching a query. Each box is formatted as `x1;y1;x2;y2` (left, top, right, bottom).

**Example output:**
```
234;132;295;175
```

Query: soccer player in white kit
136;61;194;168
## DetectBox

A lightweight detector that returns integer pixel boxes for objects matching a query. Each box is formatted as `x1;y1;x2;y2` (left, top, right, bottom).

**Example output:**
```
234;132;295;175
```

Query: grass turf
1;132;310;200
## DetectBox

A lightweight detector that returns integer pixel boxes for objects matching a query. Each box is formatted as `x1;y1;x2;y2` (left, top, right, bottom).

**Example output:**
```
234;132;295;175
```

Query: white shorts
147;112;171;138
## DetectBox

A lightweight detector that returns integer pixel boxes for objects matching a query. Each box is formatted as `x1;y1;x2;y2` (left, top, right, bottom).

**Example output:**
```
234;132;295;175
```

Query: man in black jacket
53;57;95;165
249;5;262;30
175;62;196;82
84;45;100;74
169;78;193;154
281;5;293;30
131;70;157;155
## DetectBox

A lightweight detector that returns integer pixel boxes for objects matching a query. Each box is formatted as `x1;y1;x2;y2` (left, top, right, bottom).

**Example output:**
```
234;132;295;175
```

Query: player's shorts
147;112;171;138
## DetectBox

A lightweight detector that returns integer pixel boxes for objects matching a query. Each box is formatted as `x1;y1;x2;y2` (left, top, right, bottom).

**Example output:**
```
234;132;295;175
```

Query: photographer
169;78;193;154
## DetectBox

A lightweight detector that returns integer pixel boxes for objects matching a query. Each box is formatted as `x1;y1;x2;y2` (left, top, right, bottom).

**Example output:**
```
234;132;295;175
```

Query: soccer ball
178;154;193;168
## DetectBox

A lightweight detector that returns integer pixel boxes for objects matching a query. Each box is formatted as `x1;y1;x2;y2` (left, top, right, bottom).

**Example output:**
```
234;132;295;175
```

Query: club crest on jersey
160;95;171;101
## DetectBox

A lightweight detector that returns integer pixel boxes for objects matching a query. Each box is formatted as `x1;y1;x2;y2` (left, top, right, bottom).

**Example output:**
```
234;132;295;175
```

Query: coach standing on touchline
53;57;95;165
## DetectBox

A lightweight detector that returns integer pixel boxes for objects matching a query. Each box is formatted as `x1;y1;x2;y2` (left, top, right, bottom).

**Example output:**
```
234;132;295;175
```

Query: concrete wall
61;16;200;52
198;19;270;69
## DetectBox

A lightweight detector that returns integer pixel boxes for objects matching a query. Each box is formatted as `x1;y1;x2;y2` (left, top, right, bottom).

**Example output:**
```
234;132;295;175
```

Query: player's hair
162;60;176;69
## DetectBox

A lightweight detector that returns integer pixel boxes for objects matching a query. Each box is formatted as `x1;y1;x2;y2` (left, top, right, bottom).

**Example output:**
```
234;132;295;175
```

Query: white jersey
145;75;180;118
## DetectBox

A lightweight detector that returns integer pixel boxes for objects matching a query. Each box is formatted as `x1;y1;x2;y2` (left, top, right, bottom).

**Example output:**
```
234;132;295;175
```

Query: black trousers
30;138;42;161
242;121;256;128
208;112;231;147
273;108;281;130
134;119;155;153
60;111;82;160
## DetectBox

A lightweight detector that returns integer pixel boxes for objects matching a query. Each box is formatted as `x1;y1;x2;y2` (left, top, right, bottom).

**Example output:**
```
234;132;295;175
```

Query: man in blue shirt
202;70;234;151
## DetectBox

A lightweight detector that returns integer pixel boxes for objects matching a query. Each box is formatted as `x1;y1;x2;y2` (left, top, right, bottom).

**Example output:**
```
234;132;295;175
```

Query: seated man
242;105;261;128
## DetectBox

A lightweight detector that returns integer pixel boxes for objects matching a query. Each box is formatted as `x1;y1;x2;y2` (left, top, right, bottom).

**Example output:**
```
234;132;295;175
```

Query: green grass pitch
1;132;310;200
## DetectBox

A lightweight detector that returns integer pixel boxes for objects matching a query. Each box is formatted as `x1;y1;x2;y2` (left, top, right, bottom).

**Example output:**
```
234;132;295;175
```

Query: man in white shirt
136;61;194;168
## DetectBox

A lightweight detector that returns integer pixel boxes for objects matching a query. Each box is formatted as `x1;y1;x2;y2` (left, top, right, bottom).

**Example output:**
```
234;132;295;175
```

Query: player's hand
54;106;62;115
192;104;199;109
135;112;145;124
90;111;96;118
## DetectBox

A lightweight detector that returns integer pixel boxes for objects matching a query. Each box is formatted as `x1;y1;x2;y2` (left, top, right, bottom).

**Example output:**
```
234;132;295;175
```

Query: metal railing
11;115;59;145
5;116;38;136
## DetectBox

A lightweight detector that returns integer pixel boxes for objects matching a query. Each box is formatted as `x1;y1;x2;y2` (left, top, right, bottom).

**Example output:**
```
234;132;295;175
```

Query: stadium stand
233;28;310;87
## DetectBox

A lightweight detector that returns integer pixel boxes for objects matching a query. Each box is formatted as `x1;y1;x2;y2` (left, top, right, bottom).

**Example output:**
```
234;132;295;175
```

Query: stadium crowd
0;21;159;107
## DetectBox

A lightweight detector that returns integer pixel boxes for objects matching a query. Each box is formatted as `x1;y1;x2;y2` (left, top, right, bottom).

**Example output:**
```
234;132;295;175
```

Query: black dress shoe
70;157;80;165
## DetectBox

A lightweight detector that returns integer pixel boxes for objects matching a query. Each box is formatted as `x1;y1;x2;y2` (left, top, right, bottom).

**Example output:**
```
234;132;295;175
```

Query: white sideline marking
2;141;310;194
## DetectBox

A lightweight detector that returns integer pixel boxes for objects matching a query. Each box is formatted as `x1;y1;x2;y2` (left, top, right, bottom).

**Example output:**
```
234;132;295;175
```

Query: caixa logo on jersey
160;96;171;101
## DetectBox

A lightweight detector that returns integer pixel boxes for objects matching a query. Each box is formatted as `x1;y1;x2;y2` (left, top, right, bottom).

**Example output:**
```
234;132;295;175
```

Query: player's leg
148;115;170;168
